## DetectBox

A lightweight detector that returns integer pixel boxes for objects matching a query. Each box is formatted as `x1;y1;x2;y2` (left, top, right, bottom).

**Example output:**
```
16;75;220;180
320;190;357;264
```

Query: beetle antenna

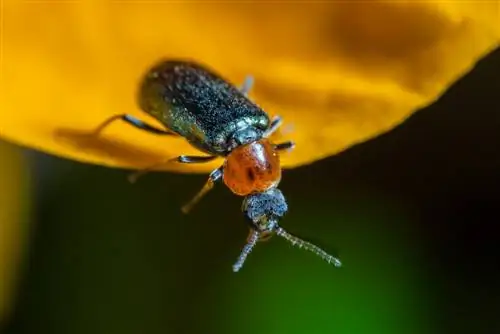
275;226;342;267
232;230;260;272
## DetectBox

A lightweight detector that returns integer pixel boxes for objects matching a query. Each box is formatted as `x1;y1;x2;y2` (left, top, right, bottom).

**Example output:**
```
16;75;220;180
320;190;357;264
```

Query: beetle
94;59;342;272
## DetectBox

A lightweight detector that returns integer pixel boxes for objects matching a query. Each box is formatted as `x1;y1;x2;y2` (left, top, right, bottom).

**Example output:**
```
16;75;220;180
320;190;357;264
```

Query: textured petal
1;1;499;173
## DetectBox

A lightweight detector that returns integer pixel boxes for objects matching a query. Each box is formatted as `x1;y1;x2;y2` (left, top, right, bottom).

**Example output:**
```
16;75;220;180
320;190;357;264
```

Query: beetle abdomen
138;60;270;155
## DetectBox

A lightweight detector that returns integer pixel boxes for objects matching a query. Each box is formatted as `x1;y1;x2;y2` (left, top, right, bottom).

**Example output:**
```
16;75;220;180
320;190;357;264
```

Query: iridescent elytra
94;59;342;272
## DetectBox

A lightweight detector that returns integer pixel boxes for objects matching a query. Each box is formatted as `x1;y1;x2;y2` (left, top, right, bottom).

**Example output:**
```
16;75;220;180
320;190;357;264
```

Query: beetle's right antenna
232;230;260;272
275;226;342;267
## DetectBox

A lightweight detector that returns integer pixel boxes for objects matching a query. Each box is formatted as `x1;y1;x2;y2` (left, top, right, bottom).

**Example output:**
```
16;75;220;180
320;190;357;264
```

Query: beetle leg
274;141;295;152
263;116;283;138
240;75;254;96
174;155;218;163
128;155;217;183
93;114;177;136
181;167;223;214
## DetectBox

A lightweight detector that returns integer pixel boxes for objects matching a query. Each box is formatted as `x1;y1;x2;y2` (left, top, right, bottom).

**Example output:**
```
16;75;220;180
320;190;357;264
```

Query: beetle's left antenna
232;230;260;272
275;226;342;267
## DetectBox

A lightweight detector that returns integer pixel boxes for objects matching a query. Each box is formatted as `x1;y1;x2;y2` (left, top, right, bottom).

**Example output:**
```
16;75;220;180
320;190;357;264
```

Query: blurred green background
1;48;500;334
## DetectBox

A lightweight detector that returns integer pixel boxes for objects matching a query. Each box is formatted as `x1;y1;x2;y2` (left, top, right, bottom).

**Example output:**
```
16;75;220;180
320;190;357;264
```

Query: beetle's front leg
274;141;295;152
181;167;223;214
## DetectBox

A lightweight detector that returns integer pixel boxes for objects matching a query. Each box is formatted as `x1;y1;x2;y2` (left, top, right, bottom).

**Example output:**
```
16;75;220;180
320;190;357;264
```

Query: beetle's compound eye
242;188;288;232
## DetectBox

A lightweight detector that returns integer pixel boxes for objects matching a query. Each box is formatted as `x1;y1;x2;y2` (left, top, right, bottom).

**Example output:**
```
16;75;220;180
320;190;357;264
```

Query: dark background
2;47;499;334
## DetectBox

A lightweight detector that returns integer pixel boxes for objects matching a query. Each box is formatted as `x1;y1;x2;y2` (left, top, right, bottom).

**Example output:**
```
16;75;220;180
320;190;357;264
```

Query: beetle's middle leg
93;114;177;136
240;75;254;96
264;116;283;138
127;155;217;183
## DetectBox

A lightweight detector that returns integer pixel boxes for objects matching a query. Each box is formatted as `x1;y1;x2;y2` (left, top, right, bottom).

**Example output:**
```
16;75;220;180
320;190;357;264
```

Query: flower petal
1;2;499;173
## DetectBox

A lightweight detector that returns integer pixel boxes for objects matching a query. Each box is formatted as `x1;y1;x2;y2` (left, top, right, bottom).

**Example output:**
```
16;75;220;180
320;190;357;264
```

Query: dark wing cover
139;60;270;154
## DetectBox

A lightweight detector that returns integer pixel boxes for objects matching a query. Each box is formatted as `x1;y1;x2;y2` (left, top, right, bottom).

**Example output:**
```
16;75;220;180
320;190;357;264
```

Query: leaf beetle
94;60;342;272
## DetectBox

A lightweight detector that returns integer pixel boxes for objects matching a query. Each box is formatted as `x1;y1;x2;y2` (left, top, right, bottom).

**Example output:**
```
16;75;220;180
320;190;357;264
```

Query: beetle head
232;188;342;272
242;187;288;232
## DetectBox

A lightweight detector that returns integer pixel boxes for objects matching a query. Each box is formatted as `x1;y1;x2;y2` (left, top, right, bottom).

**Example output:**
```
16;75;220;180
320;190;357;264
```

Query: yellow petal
0;141;29;321
1;1;499;173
